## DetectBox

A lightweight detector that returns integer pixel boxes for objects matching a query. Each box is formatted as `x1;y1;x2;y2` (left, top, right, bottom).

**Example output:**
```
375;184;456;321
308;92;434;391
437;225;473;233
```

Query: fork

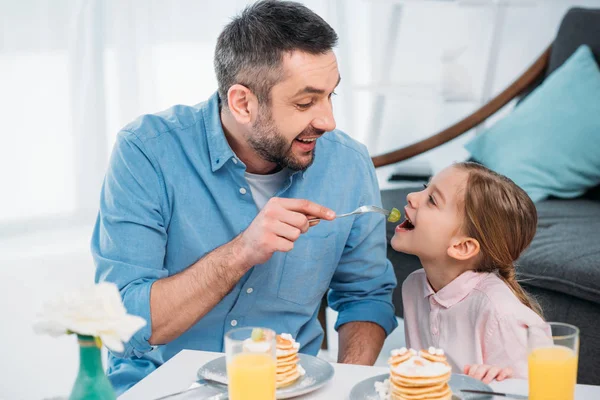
308;205;390;223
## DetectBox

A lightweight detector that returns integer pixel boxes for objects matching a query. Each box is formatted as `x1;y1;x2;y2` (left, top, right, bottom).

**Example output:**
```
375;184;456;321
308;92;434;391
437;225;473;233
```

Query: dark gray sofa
377;8;600;385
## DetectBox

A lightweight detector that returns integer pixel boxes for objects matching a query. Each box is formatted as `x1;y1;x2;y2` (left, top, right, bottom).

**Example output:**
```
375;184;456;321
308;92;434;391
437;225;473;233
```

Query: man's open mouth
295;137;318;143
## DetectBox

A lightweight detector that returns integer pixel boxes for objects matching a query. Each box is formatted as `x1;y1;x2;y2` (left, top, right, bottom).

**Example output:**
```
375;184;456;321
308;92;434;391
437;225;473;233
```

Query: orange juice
227;352;276;400
529;345;578;400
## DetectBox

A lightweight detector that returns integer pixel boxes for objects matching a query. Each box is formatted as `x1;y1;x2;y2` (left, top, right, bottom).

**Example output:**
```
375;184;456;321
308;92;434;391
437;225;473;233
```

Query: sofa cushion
519;198;600;304
381;187;600;306
517;8;600;201
465;45;600;202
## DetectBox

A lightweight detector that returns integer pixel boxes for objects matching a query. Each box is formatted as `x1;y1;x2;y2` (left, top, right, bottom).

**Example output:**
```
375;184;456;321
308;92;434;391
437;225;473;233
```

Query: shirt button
246;288;254;294
239;187;247;195
231;320;238;327
232;158;238;164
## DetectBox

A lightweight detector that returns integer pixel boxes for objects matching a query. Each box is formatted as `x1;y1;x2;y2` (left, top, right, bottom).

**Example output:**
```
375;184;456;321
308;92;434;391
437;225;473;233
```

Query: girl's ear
447;237;480;261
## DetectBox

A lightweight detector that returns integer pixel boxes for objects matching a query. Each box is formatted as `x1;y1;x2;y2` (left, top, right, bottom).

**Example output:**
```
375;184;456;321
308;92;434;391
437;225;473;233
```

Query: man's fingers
271;221;302;242
482;366;500;384
276;210;313;233
275;198;335;220
272;236;294;253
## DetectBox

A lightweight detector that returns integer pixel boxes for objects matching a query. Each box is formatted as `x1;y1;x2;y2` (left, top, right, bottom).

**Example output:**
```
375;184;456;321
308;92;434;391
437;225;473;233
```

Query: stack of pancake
276;333;305;388
387;347;452;400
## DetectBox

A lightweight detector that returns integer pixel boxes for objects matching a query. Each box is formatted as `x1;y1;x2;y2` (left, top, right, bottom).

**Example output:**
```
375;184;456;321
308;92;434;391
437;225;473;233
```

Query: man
92;0;397;394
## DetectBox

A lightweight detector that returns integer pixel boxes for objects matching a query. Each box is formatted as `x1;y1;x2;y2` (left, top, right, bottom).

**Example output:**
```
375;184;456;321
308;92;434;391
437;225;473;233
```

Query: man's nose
312;101;336;132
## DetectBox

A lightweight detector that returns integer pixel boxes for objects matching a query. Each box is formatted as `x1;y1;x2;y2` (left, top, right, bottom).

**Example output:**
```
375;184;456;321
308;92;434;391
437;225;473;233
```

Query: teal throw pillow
465;45;600;202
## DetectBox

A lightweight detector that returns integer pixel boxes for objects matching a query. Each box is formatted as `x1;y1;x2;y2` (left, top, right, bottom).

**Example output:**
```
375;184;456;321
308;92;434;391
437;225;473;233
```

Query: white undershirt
244;168;290;209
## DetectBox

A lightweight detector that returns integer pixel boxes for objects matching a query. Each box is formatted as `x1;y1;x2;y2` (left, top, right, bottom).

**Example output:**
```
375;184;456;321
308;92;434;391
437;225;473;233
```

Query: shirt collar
203;92;235;172
423;270;488;308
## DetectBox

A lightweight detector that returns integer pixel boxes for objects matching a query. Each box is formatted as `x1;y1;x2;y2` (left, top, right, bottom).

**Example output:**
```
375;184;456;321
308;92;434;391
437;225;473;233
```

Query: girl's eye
328;91;337;99
423;184;436;205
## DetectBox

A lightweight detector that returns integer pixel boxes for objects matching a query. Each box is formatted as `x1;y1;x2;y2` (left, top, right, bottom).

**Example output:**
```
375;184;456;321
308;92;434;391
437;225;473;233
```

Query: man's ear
447;237;480;261
227;84;258;124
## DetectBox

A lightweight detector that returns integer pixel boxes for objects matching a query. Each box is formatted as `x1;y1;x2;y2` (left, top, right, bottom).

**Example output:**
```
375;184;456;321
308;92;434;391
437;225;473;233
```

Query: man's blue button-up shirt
92;93;398;395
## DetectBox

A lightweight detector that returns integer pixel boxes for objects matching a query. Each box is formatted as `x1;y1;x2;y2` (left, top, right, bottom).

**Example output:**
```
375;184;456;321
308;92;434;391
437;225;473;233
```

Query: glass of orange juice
528;322;579;400
225;327;276;400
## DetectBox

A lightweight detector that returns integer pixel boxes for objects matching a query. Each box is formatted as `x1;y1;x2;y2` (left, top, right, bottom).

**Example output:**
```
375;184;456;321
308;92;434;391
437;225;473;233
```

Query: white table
120;350;600;400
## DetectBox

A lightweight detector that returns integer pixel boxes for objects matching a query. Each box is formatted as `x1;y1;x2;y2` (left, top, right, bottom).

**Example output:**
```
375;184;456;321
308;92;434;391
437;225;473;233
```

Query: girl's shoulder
473;274;543;322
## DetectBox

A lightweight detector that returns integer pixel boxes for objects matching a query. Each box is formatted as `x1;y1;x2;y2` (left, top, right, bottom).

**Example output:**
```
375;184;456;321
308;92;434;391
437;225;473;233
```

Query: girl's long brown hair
455;162;543;318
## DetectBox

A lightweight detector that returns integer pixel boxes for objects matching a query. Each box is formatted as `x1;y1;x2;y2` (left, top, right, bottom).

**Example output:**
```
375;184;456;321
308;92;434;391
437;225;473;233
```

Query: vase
69;335;116;400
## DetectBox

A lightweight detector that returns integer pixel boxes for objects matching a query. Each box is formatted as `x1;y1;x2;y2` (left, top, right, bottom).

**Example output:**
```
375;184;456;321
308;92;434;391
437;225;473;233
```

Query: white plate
196;353;334;399
349;373;494;400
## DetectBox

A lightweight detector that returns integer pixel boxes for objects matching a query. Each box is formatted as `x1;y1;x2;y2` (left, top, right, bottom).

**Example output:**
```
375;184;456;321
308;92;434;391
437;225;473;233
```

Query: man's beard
248;107;323;172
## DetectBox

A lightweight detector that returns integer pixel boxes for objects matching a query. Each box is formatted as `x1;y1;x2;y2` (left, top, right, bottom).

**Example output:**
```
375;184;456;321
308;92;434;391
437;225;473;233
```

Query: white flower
33;282;146;353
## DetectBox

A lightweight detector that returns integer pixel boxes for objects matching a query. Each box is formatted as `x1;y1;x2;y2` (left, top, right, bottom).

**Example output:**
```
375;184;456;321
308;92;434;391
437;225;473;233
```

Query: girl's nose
406;191;417;208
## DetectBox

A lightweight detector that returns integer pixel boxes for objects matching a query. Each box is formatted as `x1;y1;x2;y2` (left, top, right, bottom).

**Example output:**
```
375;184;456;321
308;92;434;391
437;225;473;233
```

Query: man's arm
149;196;336;345
149;234;249;344
338;321;386;365
145;197;336;345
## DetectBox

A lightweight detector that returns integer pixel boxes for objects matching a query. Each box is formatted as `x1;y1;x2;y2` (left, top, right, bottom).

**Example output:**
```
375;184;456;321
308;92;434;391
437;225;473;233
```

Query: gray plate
349;373;493;400
197;353;334;399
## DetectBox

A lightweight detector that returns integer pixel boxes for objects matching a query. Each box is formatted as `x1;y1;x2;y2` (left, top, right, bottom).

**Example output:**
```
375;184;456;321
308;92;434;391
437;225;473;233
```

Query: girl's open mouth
396;215;415;232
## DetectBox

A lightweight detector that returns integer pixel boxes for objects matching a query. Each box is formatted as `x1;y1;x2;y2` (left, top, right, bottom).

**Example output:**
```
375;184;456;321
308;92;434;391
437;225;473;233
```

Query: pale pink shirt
402;269;548;379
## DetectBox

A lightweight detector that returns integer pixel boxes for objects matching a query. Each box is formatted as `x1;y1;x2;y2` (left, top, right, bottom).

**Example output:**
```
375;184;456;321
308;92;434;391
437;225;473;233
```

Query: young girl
391;161;549;384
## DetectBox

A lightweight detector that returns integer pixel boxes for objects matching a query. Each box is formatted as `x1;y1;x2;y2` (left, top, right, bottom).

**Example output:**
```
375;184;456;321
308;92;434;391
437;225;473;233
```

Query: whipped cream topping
278;333;300;352
280;333;294;342
391;356;451;377
391;347;416;357
374;379;391;400
297;364;306;376
391;347;407;356
427;346;445;356
243;338;272;353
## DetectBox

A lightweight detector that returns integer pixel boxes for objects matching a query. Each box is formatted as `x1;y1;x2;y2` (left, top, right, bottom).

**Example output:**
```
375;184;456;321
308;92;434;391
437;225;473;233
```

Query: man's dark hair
214;0;338;107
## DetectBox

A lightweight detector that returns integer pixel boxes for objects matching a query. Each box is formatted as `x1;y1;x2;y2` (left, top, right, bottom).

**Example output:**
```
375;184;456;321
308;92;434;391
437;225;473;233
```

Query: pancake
276;333;304;388
419;347;449;365
386;349;453;400
388;347;418;367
